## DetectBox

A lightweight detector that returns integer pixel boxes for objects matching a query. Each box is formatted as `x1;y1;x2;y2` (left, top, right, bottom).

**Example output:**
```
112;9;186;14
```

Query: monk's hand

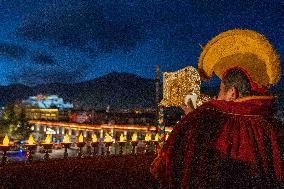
150;148;162;180
181;98;195;115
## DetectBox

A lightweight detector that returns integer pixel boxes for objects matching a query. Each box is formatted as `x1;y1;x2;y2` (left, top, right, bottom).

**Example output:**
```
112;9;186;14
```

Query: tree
0;103;32;140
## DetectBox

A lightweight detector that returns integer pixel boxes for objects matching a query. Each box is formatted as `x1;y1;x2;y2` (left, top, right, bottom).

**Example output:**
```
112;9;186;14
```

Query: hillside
0;72;157;110
0;72;282;111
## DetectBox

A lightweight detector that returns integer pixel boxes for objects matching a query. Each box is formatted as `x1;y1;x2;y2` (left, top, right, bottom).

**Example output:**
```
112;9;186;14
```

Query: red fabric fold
158;97;284;188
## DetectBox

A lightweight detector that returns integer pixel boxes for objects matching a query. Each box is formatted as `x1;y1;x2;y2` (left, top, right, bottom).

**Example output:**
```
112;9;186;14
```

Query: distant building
23;95;73;121
23;94;73;109
70;111;91;123
25;108;59;120
106;111;156;125
22;95;158;125
69;109;157;125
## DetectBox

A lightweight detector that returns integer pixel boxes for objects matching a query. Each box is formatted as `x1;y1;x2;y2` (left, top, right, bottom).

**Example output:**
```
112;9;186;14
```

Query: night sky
0;0;283;86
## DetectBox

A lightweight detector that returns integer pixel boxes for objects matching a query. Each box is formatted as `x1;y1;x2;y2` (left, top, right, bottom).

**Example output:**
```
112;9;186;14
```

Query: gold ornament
196;94;211;107
160;66;209;107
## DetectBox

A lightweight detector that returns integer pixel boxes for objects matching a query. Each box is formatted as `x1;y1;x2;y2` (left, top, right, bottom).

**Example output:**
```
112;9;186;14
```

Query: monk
151;29;284;188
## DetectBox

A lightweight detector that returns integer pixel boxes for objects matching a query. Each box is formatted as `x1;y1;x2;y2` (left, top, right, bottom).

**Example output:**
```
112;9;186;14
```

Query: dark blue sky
0;0;283;86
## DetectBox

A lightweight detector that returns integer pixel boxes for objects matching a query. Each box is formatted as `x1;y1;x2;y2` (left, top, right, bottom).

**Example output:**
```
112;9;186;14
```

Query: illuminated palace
23;95;73;121
23;95;173;142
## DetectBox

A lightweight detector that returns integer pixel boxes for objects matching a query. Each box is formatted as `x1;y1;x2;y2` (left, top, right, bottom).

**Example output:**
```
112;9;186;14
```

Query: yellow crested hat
198;29;281;90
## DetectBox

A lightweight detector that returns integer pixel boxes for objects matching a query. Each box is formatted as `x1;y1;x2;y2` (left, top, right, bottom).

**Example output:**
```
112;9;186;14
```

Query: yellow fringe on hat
198;29;281;88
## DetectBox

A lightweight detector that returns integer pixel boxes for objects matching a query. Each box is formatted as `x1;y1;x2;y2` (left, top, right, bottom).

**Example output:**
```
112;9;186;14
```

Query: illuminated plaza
0;0;283;188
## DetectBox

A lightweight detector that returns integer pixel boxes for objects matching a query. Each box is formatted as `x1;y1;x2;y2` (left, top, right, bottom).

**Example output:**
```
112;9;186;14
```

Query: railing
29;120;173;132
0;140;159;165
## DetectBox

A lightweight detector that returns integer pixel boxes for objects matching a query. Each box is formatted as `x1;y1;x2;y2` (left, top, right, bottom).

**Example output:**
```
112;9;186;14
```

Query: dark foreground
0;155;157;189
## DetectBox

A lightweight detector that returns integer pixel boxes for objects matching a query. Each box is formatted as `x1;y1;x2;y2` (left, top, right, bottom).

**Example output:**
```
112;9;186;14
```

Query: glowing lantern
92;134;98;142
78;133;84;143
3;135;9;146
131;133;137;141
155;133;159;141
63;134;70;143
105;133;112;142
28;134;35;145
120;134;125;142
44;135;51;144
166;133;169;140
145;133;151;141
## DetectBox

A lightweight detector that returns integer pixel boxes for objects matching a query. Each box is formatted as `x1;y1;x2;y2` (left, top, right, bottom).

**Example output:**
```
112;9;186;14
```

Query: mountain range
0;72;282;111
0;72;157;110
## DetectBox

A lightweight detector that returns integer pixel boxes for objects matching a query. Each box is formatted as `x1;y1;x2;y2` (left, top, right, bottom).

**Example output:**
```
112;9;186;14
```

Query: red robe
156;96;284;188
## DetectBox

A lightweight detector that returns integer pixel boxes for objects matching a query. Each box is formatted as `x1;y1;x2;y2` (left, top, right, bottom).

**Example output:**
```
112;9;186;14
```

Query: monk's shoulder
181;100;224;123
194;100;225;115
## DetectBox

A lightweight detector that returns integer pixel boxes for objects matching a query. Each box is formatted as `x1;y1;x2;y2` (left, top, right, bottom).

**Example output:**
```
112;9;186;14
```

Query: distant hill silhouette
0;72;157;110
0;72;282;111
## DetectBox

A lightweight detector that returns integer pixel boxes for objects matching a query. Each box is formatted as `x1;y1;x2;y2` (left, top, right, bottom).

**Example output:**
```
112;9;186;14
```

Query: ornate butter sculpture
160;66;210;107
